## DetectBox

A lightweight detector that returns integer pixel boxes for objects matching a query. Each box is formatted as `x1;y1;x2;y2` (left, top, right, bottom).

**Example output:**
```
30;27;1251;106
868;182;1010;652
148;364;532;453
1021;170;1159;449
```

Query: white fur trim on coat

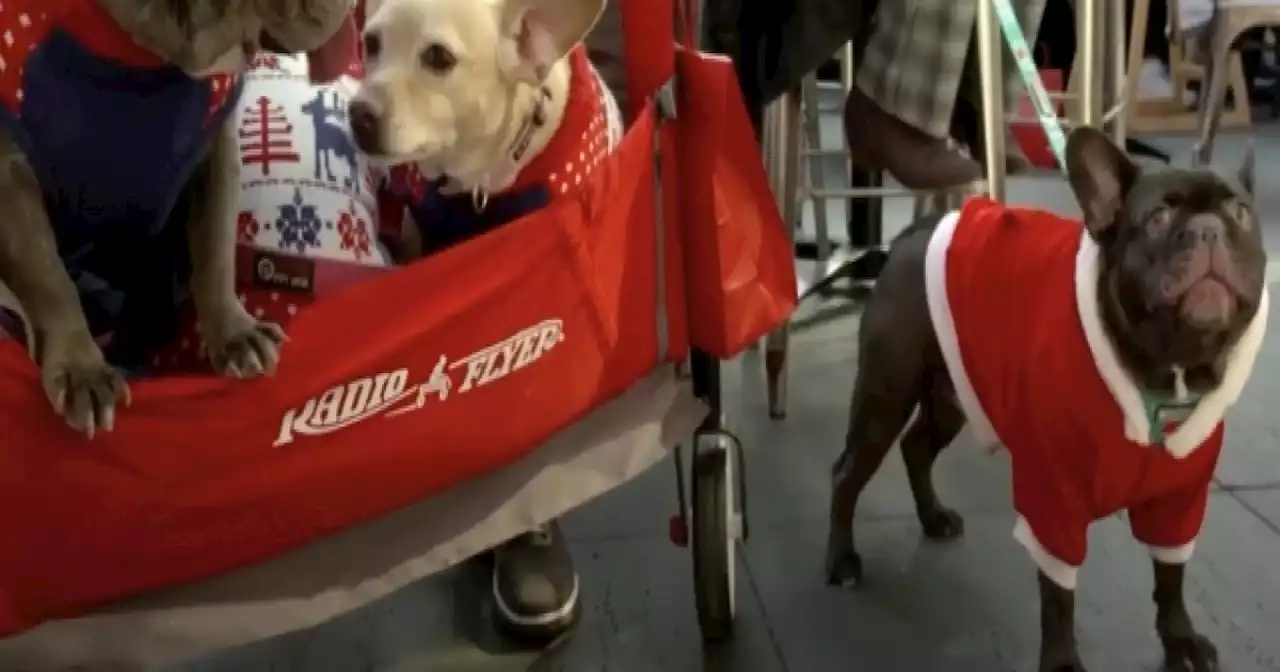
923;211;1000;452
1148;539;1198;564
1074;230;1270;459
1013;516;1079;590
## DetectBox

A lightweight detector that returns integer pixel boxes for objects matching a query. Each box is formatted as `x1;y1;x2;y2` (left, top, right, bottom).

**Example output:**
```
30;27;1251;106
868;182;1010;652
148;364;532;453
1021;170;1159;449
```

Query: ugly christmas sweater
0;0;241;365
925;197;1269;590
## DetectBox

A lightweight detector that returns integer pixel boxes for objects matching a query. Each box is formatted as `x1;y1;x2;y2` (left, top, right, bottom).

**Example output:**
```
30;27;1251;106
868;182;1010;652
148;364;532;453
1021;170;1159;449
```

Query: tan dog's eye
363;31;382;60
421;44;457;73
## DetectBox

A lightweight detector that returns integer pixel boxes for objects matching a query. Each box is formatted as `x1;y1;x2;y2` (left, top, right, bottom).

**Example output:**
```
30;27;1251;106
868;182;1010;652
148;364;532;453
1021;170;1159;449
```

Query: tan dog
347;0;622;213
0;0;349;437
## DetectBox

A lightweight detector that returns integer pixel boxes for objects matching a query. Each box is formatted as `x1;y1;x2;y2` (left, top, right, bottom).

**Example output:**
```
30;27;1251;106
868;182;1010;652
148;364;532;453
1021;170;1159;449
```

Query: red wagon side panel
0;113;676;637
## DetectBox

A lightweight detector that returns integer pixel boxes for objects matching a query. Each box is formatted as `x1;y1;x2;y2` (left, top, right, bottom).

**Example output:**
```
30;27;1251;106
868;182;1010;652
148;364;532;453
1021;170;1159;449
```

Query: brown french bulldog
0;0;350;438
826;127;1267;672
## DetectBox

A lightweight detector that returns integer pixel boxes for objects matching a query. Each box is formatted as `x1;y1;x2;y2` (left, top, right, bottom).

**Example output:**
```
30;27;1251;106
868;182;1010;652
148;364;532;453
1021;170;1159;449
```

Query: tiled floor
174;126;1280;672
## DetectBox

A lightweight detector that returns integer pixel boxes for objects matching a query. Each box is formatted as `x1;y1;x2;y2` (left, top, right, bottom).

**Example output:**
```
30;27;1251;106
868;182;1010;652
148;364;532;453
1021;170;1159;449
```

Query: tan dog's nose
348;99;380;153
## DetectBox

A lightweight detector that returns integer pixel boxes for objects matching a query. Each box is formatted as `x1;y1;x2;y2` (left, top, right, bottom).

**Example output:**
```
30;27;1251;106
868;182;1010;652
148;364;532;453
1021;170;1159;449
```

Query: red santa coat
925;197;1269;590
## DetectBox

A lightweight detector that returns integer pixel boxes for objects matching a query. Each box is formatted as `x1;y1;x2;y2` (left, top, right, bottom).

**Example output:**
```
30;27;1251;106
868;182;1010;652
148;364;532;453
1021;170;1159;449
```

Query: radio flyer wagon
0;0;793;668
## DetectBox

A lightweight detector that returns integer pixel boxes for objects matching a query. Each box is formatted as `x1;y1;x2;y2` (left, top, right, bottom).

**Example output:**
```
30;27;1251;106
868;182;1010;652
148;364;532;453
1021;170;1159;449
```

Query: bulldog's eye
420;43;457;73
1232;201;1253;230
363;31;382;60
1146;206;1173;237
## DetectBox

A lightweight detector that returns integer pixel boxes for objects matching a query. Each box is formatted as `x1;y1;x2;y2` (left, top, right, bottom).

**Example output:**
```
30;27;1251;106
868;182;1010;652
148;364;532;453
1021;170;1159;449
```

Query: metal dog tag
1152;403;1196;443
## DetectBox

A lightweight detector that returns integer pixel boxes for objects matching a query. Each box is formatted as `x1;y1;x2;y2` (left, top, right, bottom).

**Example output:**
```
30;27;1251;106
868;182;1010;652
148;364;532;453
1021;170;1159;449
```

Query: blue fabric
409;179;551;254
0;29;241;367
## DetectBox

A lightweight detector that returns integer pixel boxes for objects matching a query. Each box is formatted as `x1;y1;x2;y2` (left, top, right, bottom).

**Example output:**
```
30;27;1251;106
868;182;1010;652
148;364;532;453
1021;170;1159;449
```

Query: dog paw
207;321;287;378
824;545;863;588
41;342;130;439
1040;663;1089;672
1039;649;1088;672
919;506;965;540
1161;633;1219;672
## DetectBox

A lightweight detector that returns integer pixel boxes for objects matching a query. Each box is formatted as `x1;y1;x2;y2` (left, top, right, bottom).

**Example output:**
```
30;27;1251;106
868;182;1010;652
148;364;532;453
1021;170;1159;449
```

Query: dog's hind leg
900;373;965;540
826;222;939;587
825;326;922;588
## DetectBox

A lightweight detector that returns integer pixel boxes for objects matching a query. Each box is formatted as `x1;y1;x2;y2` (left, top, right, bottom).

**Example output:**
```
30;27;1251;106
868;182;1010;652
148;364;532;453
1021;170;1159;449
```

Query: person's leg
487;7;630;644
845;0;983;189
956;0;1049;173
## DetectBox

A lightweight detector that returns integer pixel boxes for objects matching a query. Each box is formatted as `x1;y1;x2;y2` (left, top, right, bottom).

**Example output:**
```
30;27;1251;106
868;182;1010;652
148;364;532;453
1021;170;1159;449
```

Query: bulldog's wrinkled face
1066;127;1266;389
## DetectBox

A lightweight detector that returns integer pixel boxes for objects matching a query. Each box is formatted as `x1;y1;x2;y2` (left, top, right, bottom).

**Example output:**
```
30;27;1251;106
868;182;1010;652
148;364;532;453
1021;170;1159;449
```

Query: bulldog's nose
1181;215;1225;246
348;99;380;153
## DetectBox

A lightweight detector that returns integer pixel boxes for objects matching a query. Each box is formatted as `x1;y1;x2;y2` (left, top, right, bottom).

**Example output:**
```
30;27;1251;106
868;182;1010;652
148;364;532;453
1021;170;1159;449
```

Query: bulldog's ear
1237;145;1255;197
1066;127;1139;238
498;0;606;84
261;0;352;55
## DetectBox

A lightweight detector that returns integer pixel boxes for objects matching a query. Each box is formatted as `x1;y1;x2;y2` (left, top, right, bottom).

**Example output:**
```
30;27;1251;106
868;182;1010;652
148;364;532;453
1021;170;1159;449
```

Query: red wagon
0;0;794;665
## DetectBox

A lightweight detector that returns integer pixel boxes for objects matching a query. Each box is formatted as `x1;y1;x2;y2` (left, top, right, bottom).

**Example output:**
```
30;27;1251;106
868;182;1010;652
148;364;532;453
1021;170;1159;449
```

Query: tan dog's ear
1065;126;1138;239
261;0;353;55
498;0;607;84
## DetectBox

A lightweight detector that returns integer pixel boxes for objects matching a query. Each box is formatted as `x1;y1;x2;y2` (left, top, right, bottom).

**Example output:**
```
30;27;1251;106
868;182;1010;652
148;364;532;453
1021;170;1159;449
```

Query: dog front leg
188;120;285;377
1154;560;1219;671
0;136;128;436
1039;572;1087;672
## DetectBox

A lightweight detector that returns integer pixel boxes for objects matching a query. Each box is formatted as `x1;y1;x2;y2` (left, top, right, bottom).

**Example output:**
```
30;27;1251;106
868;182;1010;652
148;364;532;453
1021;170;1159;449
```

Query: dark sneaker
491;521;580;644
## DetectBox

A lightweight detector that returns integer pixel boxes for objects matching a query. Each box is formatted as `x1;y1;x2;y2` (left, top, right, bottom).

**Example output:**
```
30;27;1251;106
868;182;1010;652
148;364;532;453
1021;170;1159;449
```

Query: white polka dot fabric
0;6;47;108
547;59;623;196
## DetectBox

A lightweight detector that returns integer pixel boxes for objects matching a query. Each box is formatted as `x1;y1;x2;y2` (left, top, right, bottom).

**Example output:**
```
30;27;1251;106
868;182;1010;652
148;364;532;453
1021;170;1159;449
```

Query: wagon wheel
691;428;742;642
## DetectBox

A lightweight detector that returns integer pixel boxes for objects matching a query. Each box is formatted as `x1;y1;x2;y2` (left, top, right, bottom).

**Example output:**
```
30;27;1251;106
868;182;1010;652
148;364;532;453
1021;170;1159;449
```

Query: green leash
987;0;1069;173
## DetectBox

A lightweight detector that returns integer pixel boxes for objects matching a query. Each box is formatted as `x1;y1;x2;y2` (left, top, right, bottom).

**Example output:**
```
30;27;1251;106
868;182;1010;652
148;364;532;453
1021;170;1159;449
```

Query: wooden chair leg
1194;26;1235;165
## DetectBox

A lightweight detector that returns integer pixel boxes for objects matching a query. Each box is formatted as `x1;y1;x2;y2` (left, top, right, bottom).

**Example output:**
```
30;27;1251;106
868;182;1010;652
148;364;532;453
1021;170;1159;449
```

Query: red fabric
0;0;236;114
940;198;1221;566
618;0;672;123
0;110;683;637
675;48;797;358
508;48;612;193
305;13;363;83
